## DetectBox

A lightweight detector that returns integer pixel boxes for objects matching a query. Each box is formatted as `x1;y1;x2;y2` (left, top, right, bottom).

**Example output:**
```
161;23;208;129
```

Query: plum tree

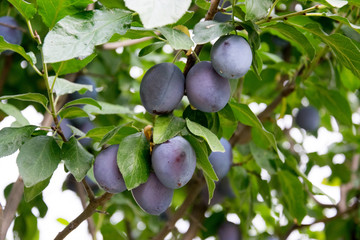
69;75;97;101
211;35;252;79
131;173;174;215
152;136;196;189
186;61;230;112
209;138;233;180
140;62;185;115
218;221;242;240
93;145;127;193
295;106;320;132
0;16;23;48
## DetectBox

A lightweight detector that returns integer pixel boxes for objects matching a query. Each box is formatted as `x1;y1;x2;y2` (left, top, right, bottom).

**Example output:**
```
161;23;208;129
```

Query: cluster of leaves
0;0;360;239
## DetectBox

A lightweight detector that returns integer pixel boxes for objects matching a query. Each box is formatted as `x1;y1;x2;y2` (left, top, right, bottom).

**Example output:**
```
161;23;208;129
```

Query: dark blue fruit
69;75;97;101
218;221;242;240
59;117;94;146
214;0;232;22
186;61;230;112
295;106;320;132
209;138;232;180
59;118;73;140
211;35;252;79
152;136;196;189
64;174;99;194
140;63;185;115
0;16;23;47
93;145;126;193
131;173;173;215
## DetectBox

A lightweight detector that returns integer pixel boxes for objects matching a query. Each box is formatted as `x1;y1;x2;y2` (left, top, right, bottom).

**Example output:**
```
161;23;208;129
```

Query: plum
69;75;97;101
211;35;252;79
152;136;196;189
0;16;22;50
64;174;99;194
218;221;242;240
140;63;185;115
214;0;232;22
93;145;127;193
295;106;320;132
131;173;173;215
209;138;233;180
186;61;230;112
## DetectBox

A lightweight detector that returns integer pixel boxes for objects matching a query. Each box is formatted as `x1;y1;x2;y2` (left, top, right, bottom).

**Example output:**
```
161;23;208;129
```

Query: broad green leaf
37;0;93;29
0;125;37;158
278;170;307;222
17;136;61;187
192;21;235;44
24;177;50;202
173;11;194;26
99;124;138;147
58;107;89;119
159;27;194;50
0;93;48;110
62;137;93;182
185;118;224;153
294;23;360;79
265;22;315;59
124;0;191;29
323;14;360;33
183;135;218;181
0;36;36;64
48;76;94;97
204;174;216;203
83;101;132;115
322;0;348;8
43;9;132;63
52;54;97;75
0;102;29;126
117;132;150;189
139;42;166;57
153;115;186;144
250;142;277;174
245;0;272;21
7;0;36;20
85;126;117;142
195;0;211;10
339;66;360;91
230;102;284;162
62;98;102;110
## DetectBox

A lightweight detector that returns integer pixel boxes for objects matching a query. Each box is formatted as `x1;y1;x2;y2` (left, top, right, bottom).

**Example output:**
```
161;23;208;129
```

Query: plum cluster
295;106;320;132
93;135;196;215
0;16;23;55
140;35;252;114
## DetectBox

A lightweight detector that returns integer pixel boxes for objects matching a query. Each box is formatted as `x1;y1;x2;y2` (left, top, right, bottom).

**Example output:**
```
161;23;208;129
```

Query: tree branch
182;198;208;240
0;177;24;240
54;192;113;240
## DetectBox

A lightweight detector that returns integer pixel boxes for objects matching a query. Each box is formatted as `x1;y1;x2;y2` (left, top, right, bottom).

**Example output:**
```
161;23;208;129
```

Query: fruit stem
266;0;281;20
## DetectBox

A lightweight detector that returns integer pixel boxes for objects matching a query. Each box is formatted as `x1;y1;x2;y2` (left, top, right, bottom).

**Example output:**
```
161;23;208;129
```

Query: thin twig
54;192;113;240
0;22;26;32
82;179;95;202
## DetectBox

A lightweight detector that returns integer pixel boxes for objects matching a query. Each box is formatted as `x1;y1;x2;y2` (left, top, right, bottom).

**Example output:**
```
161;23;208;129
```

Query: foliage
0;0;360;239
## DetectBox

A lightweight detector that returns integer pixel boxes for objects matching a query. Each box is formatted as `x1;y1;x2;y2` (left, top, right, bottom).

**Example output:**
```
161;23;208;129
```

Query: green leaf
183;135;218;181
99;124;138;147
192;21;235;44
195;0;211;10
204;174;216;203
48;76;94;97
62;137;93;182
58;107;89;119
62;98;102;110
139;42;166;57
57;218;69;226
245;0;272;21
117;132;150;189
173;11;194;26
37;0;93;29
52;54;97;75
265;22;315;59
153;115;186;144
17;136;61;187
24;177;50;202
250;142;277;174
7;0;36;20
185;118;224;153
85;126;117;142
43;9;132;63
0;36;36;64
339;66;360;91
0;125;37;158
0;93;48;110
159;27;194;50
294;23;360;79
229;102;284;162
278;170;307;222
0;102;29;126
124;0;191;29
83;101;132;115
